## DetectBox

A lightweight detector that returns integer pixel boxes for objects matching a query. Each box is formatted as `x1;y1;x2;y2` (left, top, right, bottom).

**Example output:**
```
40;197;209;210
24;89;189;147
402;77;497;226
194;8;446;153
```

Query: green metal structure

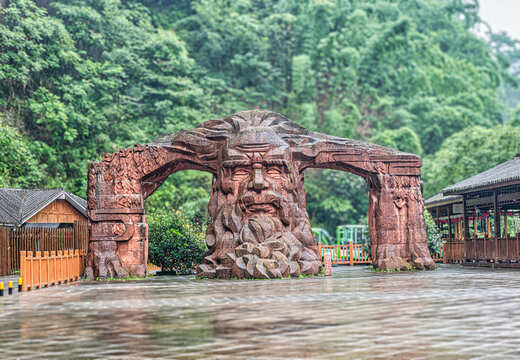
336;225;369;245
312;228;334;245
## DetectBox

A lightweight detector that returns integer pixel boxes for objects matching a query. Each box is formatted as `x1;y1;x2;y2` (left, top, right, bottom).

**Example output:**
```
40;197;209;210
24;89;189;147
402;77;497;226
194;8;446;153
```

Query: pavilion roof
424;192;462;208
443;155;520;195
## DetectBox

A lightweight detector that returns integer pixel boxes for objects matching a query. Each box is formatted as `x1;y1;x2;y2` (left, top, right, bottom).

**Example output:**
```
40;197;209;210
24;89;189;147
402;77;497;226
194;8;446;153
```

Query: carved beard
198;186;322;279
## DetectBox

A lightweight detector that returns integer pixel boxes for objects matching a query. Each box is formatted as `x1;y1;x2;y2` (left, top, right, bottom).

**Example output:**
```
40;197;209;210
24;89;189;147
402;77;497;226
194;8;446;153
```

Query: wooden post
493;190;499;260
448;204;452;242
484;233;487;260
20;251;26;292
473;215;477;236
323;252;332;276
28;251;33;291
43;251;49;287
50;251;56;286
517;233;520;261
463;195;469;259
318;242;322;262
463;195;469;239
349;242;354;266
487;216;491;238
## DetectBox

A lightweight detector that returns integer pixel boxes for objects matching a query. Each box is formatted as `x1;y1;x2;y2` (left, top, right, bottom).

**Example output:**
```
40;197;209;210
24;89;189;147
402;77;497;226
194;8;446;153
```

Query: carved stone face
219;129;294;222
198;128;321;279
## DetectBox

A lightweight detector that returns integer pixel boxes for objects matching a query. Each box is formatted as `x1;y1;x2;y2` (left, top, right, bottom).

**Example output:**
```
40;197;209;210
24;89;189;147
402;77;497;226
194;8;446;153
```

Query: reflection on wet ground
1;265;520;359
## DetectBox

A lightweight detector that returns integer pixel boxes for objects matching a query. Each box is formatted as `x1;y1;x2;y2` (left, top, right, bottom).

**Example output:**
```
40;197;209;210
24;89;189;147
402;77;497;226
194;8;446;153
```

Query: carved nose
251;169;268;192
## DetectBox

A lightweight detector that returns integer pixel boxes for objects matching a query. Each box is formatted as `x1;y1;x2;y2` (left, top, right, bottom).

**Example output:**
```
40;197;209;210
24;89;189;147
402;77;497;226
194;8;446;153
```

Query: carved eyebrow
263;159;290;168
222;159;251;168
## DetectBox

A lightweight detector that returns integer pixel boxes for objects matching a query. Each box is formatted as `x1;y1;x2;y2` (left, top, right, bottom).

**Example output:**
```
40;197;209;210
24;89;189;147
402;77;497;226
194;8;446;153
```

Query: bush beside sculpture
148;211;207;274
424;209;443;255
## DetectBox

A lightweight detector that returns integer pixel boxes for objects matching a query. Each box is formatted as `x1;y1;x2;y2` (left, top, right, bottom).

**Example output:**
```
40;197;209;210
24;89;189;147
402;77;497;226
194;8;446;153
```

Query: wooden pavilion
425;155;520;266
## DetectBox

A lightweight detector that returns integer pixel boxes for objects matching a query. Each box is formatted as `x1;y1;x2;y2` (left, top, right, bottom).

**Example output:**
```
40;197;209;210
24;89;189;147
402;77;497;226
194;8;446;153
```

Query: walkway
1;265;519;359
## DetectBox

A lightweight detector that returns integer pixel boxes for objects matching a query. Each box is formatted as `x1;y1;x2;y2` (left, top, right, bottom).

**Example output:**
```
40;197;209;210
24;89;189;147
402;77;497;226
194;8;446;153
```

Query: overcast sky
478;0;520;40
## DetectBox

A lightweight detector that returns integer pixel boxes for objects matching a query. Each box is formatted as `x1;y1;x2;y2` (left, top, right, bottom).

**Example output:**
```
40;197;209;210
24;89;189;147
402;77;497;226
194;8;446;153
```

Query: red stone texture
85;110;435;279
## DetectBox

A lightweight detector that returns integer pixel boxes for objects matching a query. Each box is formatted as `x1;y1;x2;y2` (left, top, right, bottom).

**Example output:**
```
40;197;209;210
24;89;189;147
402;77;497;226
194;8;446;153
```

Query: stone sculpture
85;110;436;280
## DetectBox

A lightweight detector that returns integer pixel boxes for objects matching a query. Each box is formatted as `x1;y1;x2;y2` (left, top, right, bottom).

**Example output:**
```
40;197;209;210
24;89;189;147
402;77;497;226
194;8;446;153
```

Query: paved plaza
1;265;520;359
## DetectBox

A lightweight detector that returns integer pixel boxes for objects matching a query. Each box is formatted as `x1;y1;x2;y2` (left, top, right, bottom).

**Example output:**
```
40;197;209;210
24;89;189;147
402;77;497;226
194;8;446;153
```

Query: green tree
0;122;45;187
422;125;520;198
147;210;207;274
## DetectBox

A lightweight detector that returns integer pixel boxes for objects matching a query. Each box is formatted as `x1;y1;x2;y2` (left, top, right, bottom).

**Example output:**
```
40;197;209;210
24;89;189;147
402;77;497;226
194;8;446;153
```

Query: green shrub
148;210;207;274
424;209;443;255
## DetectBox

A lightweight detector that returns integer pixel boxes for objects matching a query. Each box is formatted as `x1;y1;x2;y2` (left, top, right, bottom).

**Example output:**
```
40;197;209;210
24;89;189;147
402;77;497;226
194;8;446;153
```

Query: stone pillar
85;162;148;279
368;174;435;270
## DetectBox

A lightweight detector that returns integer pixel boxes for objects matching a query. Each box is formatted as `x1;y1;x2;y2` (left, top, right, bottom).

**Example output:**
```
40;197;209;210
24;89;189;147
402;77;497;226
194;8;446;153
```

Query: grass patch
368;264;424;272
81;273;156;282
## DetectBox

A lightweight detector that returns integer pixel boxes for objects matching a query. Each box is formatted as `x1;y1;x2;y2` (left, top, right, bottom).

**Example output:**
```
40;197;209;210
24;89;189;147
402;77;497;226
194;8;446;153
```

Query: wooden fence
443;240;465;262
465;234;520;261
318;243;446;265
442;234;520;263
20;250;85;291
0;221;88;276
0;227;10;276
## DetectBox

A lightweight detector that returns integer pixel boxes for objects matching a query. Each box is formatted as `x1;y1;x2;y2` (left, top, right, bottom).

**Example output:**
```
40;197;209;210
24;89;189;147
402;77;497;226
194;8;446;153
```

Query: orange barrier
147;263;161;271
318;243;371;265
1;221;88;275
318;243;446;265
20;250;85;291
431;244;446;263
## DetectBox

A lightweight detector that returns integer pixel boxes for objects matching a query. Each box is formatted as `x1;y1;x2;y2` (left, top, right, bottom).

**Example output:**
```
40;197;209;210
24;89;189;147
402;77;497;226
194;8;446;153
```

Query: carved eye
232;168;250;179
266;167;283;177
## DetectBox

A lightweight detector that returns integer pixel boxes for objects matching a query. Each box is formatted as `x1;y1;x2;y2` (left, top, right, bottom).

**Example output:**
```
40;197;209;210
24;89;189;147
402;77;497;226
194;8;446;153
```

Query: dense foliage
1;0;519;235
0;122;43;187
147;210;207;273
422;126;520;198
424;209;443;255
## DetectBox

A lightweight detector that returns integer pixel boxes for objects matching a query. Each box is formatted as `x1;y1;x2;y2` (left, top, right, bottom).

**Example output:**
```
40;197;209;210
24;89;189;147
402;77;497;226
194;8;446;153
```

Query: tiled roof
424;192;462;208
443;156;520;195
0;188;87;226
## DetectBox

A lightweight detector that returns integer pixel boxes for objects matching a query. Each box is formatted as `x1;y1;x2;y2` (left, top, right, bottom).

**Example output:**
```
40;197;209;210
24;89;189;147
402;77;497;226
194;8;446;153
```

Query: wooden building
0;188;87;227
425;155;520;266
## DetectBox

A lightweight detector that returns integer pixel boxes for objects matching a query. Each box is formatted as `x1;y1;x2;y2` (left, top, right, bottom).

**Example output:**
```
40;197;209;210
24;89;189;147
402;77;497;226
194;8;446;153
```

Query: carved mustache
238;191;287;212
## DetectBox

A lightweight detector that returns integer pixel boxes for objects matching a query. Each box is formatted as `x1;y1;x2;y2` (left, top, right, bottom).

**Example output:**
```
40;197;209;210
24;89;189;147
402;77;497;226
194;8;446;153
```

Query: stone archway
85;110;435;279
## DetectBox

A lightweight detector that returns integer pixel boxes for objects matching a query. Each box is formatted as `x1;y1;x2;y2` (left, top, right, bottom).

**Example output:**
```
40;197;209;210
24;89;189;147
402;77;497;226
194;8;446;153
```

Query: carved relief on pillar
368;173;435;271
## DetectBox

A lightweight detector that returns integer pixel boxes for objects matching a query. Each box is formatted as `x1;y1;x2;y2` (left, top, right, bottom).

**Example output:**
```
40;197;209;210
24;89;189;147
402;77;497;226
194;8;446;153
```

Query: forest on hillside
1;0;520;233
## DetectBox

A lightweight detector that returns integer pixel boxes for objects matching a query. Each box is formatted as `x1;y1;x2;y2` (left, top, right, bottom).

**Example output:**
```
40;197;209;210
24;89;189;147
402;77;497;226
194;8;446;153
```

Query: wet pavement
1;264;520;359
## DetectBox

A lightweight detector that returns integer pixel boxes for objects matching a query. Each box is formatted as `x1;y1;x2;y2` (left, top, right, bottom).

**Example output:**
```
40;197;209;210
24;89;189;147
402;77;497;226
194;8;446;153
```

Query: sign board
324;252;332;276
452;203;463;214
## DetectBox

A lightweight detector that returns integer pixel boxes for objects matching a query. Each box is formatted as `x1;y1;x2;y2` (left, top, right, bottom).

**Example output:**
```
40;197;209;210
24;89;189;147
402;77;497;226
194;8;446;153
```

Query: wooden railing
465;233;520;261
443;240;465;262
0;221;88;276
20;250;85;291
318;242;446;265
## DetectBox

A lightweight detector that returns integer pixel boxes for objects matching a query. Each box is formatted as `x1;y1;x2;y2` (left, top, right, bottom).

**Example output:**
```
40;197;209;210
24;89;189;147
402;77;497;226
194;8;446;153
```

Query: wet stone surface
1;265;520;359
